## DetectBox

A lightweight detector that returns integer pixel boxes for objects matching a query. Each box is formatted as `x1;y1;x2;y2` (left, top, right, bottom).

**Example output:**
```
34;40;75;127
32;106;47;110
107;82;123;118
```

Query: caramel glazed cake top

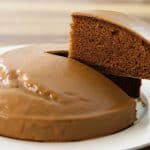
0;46;136;141
70;10;150;79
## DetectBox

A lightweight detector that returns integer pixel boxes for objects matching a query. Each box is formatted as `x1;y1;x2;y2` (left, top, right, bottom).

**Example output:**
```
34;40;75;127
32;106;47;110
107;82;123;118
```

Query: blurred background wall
0;0;149;46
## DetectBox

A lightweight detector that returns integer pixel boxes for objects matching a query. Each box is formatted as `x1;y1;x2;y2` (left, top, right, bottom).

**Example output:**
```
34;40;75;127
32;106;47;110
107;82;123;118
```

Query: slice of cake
0;46;136;141
69;10;150;79
47;49;141;98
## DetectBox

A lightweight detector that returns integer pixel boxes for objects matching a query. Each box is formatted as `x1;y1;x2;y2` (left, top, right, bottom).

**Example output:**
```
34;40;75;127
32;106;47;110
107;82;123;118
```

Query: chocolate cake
47;49;141;98
69;10;150;79
0;46;136;141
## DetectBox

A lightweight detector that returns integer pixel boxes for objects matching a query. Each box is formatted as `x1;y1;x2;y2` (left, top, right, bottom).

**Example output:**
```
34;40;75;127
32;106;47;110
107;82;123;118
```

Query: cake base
0;46;136;141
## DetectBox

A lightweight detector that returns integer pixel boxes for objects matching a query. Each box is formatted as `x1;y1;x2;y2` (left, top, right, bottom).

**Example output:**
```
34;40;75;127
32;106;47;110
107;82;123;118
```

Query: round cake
0;46;136;141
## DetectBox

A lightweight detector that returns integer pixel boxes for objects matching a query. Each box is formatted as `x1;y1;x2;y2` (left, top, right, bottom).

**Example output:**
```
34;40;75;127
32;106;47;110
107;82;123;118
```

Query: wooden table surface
0;0;149;46
0;0;150;149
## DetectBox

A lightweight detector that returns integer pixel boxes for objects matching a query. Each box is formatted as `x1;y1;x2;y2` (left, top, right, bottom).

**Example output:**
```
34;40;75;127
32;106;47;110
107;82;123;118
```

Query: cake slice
69;10;150;79
47;49;141;98
0;46;136;141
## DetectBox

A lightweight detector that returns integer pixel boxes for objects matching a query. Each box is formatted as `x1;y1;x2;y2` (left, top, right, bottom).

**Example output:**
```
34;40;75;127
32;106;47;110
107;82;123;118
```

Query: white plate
0;45;150;150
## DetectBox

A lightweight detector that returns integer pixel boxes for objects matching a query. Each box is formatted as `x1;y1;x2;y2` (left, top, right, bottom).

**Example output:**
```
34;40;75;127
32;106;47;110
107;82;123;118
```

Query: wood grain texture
0;1;149;45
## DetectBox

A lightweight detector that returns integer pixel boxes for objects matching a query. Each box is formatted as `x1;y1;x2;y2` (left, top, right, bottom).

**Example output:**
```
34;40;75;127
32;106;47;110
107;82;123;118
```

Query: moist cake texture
0;46;136;141
69;10;150;79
